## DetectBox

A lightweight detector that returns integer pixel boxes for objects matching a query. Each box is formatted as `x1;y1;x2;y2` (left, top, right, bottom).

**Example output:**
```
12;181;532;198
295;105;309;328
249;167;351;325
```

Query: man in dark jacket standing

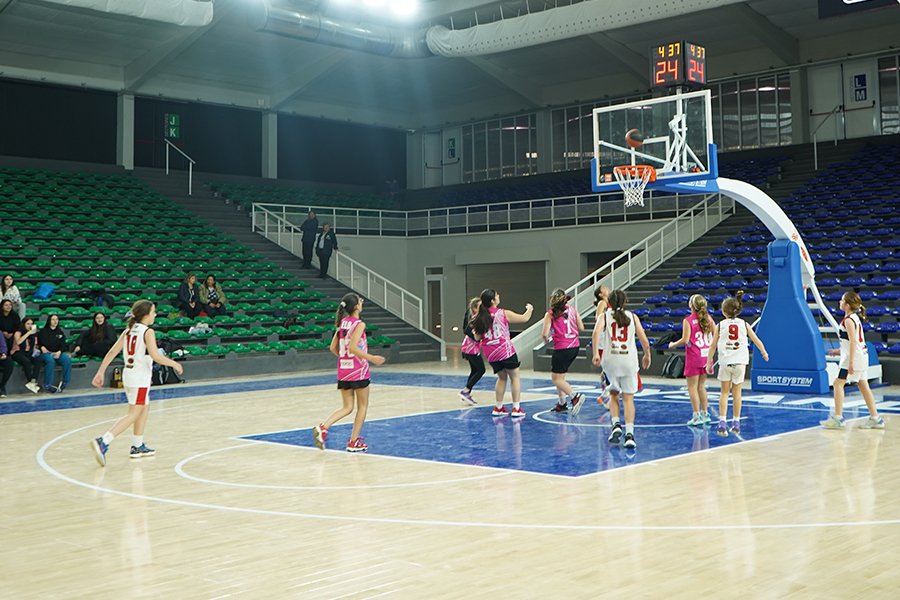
299;210;319;269
315;223;338;280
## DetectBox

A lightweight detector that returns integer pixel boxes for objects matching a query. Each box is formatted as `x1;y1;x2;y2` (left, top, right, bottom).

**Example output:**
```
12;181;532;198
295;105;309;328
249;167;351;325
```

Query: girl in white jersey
592;285;612;408
472;288;533;419
591;290;651;449
821;292;883;429
90;300;184;467
705;291;769;437
542;288;586;414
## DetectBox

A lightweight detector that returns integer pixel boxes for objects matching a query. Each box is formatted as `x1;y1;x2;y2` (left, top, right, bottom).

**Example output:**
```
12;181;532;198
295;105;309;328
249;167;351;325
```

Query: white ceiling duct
426;0;746;57
43;0;213;27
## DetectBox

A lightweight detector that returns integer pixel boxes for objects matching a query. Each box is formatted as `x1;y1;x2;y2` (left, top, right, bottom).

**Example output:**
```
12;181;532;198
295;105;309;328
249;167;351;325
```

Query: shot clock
650;41;706;88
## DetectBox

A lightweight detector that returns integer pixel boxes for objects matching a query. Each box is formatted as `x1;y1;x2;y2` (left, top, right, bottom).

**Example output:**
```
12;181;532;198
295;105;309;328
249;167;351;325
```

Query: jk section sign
164;113;180;139
819;0;900;19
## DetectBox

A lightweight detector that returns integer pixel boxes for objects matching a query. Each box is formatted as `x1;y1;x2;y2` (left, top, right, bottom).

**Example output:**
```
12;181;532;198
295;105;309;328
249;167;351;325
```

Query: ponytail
472;288;496;335
549;288;569;320
127;300;154;329
335;293;361;327
467;296;481;320
607;289;631;328
843;292;867;322
690;294;712;334
721;290;744;319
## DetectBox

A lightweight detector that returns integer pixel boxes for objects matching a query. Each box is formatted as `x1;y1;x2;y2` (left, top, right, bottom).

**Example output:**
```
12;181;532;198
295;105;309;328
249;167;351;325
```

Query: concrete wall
335;220;666;345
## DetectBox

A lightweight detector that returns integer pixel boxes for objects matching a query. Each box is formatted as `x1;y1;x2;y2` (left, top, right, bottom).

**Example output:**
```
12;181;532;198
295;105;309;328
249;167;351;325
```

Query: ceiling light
390;0;417;15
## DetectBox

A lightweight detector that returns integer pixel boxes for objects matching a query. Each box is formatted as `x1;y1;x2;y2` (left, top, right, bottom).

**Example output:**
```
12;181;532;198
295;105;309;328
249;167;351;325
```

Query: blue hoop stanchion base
750;240;830;394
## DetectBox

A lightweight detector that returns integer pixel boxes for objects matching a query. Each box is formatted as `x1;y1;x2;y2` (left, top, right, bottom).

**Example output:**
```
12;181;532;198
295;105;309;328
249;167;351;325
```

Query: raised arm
505;303;534;324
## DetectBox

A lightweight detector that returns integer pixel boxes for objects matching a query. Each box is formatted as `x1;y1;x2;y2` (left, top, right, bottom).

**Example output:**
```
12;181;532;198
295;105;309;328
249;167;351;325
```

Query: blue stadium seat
748;279;768;289
750;245;768;254
854;263;879;273
867;305;890;316
726;235;745;244
633;307;651;317
830;264;853;274
871;341;887;354
846;251;869;261
858;240;881;249
724;279;748;290
870;250;894;260
878;290;900;301
672;307;691;317
867;276;891;286
679;269;701;278
735;256;756;265
742;307;761;317
711;247;730;255
716;257;736;266
812;242;835;251
649;307;672;317
743;267;763;277
666;294;690;304
826;230;849;239
732;245;752;255
880;263;900;273
826;291;844;301
876;322;900;333
704;280;726;290
836;241;858;250
663;281;684;291
694;258;716;266
858;291;877;301
710;293;730;303
721;267;742;277
818;278;840;287
684;281;705;290
841;277;865;287
822;252;845;263
699;268;721;278
645;294;668;304
814;264;831;274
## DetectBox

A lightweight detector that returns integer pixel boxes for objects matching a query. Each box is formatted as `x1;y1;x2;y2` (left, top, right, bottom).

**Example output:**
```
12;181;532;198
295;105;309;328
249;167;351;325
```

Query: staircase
130;167;442;363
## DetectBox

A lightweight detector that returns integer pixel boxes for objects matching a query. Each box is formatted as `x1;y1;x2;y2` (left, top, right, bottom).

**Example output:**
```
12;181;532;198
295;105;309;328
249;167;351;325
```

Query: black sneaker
550;402;568;413
56;382;67;393
623;432;637;449
0;387;6;398
45;385;57;394
130;444;156;458
608;422;623;444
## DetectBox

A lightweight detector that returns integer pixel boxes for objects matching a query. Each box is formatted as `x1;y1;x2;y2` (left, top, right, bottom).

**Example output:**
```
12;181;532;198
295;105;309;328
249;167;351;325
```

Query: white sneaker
858;416;885;429
26;381;40;394
820;414;846;429
686;414;705;427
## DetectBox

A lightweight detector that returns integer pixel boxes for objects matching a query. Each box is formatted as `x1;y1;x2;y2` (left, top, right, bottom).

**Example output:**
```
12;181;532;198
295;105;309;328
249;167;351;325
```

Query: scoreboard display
650;41;706;88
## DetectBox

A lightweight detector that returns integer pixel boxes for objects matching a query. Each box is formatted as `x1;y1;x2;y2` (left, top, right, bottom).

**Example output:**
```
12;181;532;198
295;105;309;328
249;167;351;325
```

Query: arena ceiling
0;0;898;130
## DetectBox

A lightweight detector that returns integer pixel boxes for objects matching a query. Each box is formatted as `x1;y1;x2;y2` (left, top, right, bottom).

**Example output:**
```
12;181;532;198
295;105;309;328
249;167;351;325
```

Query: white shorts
607;373;639;395
718;364;746;384
125;386;150;406
838;367;866;384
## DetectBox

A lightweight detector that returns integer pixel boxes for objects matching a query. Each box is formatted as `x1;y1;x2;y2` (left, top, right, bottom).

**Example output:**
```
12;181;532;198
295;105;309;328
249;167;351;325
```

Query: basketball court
3;355;900;598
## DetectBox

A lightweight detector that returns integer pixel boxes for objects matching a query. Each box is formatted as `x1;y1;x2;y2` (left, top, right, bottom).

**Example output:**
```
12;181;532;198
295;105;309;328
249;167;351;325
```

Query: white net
613;166;654;208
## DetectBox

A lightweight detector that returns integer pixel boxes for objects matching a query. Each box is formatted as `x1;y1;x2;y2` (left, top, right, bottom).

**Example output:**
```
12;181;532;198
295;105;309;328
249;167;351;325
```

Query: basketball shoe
730;420;741;435
717;420;728;437
550;402;568;413
130;444;155;458
347;437;368;452
458;390;477;405
313;424;328;450
623;432;636;449
858;416;885;429
492;405;509;417
510;406;526;419
820;414;846;428
569;393;586;416
608;422;623;444
91;437;108;467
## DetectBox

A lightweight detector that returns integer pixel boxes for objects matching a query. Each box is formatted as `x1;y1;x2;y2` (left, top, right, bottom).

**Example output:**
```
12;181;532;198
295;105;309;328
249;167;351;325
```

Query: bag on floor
661;354;684;378
151;364;184;386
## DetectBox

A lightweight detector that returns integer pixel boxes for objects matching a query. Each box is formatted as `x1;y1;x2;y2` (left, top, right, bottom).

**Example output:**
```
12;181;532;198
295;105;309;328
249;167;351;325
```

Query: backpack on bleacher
151;364;184;386
661;354;684;378
653;331;679;348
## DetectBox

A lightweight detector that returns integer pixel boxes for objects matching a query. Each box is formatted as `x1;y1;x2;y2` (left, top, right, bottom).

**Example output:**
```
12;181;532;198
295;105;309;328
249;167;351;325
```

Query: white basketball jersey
839;313;868;371
600;309;638;378
718;317;749;366
123;323;153;387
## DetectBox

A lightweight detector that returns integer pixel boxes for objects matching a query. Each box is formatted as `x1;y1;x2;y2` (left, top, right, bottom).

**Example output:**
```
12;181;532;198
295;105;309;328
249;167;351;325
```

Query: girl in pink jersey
458;297;484;405
314;293;386;452
472;288;533;419
89;300;184;467
668;295;714;427
542;288;586;415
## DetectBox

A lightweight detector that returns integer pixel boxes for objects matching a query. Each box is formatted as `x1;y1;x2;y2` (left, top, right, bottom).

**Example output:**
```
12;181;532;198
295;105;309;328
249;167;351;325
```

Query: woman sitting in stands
0;299;21;349
37;314;72;393
199;275;227;318
177;273;202;319
73;312;118;358
1;274;27;320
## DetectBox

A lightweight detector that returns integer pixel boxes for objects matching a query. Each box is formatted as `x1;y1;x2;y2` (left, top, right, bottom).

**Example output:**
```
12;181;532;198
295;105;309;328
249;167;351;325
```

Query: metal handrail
250;187;700;238
512;192;736;367
811;104;842;171
252;205;446;360
165;139;196;195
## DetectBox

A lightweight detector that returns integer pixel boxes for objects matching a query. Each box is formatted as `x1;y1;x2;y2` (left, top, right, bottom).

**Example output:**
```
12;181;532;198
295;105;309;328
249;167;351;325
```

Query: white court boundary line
174;443;512;490
36;398;898;532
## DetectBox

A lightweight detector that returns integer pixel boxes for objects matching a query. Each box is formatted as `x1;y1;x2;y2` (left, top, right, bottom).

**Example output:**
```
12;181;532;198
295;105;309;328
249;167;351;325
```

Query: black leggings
12;352;37;381
463;352;485;390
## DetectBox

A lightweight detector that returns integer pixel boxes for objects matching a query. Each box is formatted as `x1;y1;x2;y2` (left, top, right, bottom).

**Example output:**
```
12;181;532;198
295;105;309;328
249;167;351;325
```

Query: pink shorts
684;365;707;377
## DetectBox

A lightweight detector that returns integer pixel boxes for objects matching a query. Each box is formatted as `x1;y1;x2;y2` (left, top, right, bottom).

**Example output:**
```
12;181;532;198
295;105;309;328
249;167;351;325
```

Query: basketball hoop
613;165;656;208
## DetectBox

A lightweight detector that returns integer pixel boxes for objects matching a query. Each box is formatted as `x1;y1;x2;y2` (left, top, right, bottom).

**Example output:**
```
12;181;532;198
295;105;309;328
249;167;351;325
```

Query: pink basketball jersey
461;334;481;355
337;316;370;381
685;313;714;370
548;305;580;350
481;307;516;363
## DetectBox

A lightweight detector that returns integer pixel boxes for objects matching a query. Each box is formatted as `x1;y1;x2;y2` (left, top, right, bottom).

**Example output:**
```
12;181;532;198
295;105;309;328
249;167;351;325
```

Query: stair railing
811;105;842;171
512;192;736;368
252;205;446;360
165;139;196;195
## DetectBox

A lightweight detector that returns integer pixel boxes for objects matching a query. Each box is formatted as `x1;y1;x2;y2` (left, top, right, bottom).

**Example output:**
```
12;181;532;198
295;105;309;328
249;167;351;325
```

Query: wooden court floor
2;357;900;599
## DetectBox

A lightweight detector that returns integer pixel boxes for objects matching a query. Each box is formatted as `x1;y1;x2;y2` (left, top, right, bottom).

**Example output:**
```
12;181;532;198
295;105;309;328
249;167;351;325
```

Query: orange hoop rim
613;165;657;182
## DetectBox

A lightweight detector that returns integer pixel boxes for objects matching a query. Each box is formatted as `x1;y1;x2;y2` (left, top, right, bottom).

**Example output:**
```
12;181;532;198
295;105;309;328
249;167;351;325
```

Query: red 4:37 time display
650;41;706;88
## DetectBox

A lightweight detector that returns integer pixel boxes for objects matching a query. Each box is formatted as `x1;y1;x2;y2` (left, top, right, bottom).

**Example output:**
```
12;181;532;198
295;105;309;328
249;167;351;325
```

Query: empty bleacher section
207;181;399;211
0;165;420;391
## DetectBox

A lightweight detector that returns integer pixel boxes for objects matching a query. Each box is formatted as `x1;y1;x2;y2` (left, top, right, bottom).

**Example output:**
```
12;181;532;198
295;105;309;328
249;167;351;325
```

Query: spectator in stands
0;299;20;347
1;275;26;320
0;322;12;398
12;317;41;394
38;314;71;393
300;210;319;269
72;312;117;358
388;179;400;203
177;273;202;319
199;275;227;318
315;223;339;280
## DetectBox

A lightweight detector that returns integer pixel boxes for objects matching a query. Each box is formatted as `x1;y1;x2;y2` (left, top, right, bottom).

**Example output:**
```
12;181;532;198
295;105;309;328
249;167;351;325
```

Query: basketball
625;129;644;148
